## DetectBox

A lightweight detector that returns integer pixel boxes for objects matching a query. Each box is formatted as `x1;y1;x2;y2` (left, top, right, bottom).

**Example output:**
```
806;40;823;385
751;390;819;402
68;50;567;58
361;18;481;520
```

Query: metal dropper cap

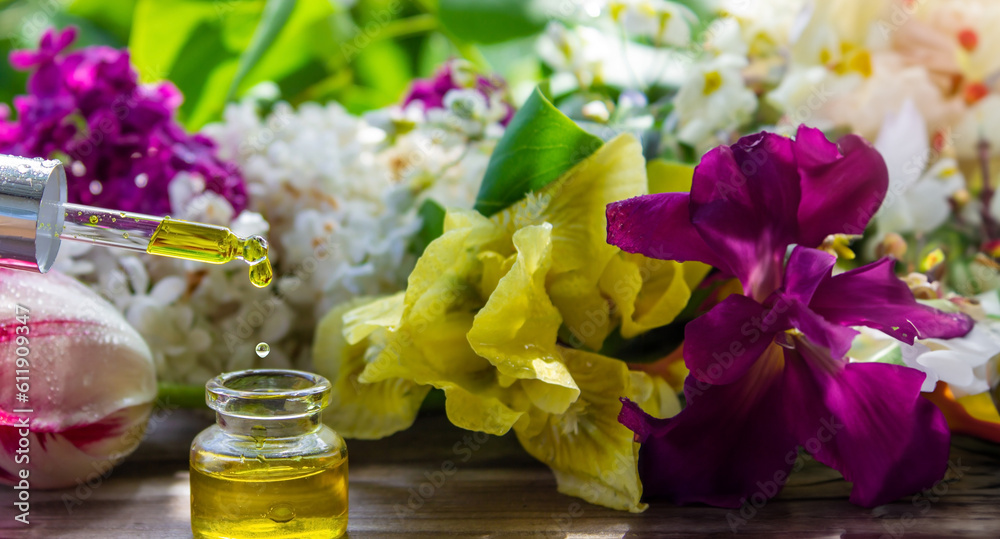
0;154;66;272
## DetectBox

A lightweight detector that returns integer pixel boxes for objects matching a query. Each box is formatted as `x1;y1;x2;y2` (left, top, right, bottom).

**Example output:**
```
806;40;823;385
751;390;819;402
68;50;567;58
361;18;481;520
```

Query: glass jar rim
206;369;331;419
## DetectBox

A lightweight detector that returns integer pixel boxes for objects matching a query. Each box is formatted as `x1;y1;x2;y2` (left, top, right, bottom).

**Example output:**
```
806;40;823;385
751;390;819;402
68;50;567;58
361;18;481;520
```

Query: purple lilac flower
606;126;973;508
402;60;513;126
0;27;246;216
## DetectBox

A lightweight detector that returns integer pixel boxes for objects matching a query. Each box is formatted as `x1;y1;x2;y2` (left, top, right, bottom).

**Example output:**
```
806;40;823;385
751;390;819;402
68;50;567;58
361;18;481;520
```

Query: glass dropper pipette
56;203;272;287
0;154;272;287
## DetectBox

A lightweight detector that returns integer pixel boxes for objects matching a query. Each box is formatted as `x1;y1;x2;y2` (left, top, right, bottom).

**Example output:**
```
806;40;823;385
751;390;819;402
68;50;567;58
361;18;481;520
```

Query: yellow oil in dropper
58;204;273;288
147;218;273;288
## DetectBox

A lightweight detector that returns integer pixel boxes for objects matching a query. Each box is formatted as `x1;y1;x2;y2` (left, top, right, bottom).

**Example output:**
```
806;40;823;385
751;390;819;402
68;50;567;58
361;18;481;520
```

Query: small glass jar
190;369;348;539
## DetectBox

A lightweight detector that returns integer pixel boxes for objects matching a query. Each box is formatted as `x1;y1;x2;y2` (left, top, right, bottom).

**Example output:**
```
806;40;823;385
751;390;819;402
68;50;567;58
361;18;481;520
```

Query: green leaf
0;40;26;107
225;0;295;101
418;31;454;77
474;86;604;216
438;0;545;44
68;0;137;44
165;21;233;123
338;38;414;114
130;0;334;129
412;199;447;256
356;38;412;100
130;0;217;83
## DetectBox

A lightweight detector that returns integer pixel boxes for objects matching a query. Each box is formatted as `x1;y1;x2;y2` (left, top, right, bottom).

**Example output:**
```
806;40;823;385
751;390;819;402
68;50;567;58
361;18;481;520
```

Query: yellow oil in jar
146;217;273;288
190;454;348;539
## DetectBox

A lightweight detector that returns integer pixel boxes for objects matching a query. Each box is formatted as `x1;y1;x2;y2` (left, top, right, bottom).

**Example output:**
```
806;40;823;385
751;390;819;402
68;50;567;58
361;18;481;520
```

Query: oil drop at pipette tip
249;259;273;288
144;217;273;288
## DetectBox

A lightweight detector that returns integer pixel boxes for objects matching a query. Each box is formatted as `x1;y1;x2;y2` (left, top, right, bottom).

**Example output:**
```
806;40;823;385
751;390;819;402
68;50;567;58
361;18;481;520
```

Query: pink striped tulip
0;268;156;488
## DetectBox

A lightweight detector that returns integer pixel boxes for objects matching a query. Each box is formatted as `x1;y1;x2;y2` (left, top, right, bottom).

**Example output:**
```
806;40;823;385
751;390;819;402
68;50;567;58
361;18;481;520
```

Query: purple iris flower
0;27;245;216
606;126;973;508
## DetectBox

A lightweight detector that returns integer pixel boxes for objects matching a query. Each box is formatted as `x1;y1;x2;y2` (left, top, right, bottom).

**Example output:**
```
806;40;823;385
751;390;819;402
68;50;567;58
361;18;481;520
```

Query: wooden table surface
3;409;1000;538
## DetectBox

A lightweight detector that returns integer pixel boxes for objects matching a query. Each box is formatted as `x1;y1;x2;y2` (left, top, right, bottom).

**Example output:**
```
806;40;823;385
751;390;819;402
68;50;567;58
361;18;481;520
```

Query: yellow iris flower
314;134;701;511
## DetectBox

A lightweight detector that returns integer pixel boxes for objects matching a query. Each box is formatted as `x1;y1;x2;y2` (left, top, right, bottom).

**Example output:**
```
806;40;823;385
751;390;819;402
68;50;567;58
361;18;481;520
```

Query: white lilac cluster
54;95;498;385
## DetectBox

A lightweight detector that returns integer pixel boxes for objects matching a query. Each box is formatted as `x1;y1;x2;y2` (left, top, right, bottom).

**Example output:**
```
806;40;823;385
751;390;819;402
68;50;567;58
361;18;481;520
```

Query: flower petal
468;224;580;414
443;379;525;436
620;345;798;507
795;126;889;245
550;271;612;350
1;403;151;489
505;133;647;280
512;134;649;352
606;192;728;271
809;258;973;343
688;131;799;298
314;298;430;440
782;246;836;304
872;100;928;235
515;349;658;512
785;299;859;361
359;293;523;435
899;342;941;393
340;292;405;345
783;338;950;507
684;294;785;385
914;350;977;389
0;269;155;488
406;211;496;317
926;384;1000;445
356;212;532;436
360;312;524;436
599;253;693;340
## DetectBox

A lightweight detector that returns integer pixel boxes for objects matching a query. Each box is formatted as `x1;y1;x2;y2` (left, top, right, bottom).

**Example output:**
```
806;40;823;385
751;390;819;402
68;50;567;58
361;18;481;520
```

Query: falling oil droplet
249;259;273;288
88;215;98;224
77;211;82;216
112;217;117;223
123;232;129;239
255;342;270;358
267;503;295;524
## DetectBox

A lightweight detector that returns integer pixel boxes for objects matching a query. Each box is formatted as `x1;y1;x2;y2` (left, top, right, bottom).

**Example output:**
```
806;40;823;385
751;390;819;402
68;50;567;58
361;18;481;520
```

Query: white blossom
874;100;964;236
673;42;757;151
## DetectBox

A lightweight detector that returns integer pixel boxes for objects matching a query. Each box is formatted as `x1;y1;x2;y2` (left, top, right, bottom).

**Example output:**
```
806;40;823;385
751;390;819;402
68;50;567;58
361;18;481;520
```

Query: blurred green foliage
0;0;553;128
